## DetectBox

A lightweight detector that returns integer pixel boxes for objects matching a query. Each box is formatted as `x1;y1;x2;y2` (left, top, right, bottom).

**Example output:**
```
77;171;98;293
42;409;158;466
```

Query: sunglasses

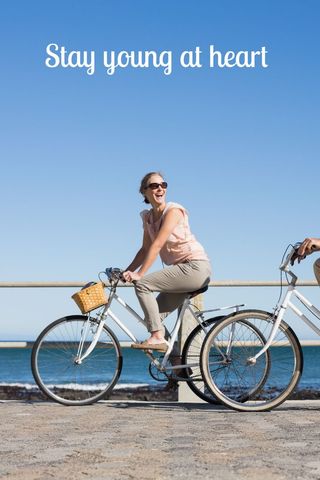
146;182;168;190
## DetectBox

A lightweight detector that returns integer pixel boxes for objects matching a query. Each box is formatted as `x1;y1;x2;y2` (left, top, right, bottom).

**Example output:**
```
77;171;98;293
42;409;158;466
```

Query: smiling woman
122;172;211;352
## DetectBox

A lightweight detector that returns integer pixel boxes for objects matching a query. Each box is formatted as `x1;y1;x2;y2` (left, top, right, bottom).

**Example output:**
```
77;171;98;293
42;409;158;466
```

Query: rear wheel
200;310;303;412
31;315;122;406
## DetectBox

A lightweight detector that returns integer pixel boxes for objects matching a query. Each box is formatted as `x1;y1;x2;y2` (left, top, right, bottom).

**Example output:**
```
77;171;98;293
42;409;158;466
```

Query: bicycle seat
188;285;208;299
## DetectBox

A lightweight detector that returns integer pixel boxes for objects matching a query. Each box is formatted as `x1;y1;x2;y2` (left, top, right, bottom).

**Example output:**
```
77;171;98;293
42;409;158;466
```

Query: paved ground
1;400;320;480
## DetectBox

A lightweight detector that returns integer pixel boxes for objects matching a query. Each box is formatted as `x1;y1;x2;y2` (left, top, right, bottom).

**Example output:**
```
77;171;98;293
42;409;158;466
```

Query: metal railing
0;280;319;349
0;280;318;288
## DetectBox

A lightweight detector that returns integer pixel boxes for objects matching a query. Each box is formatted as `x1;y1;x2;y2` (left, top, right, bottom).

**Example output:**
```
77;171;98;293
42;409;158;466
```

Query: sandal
131;340;168;352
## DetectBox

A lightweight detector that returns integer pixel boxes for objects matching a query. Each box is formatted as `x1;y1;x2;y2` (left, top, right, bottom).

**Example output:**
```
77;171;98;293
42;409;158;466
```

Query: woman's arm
123;209;183;281
124;230;151;272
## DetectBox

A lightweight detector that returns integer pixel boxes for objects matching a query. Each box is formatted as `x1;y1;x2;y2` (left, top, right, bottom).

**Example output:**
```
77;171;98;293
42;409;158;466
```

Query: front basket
72;282;108;314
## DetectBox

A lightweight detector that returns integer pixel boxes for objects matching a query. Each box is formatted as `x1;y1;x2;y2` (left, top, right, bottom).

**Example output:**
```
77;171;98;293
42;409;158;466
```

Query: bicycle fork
75;291;118;364
246;288;295;365
75;314;106;364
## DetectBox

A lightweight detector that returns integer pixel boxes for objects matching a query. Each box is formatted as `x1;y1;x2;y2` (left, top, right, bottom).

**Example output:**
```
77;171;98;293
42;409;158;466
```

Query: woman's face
144;174;167;207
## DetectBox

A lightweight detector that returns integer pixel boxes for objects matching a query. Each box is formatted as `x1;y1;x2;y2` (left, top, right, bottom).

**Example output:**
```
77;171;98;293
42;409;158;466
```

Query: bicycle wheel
182;316;225;403
182;316;270;404
200;310;303;412
31;315;122;406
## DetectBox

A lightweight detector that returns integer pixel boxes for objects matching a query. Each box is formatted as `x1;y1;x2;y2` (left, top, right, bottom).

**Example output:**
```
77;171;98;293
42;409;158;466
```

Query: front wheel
31;315;122;406
200;310;303;412
181;316;270;404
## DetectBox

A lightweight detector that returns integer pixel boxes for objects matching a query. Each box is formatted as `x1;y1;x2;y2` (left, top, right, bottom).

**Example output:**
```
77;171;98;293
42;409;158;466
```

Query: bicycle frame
76;284;244;372
251;253;320;362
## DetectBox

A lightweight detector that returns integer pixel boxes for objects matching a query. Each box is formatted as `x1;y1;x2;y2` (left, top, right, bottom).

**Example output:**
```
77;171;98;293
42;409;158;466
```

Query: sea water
0;346;319;391
0;346;160;389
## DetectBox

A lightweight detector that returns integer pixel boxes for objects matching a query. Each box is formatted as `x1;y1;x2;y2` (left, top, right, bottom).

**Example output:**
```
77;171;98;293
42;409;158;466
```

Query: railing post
178;293;204;402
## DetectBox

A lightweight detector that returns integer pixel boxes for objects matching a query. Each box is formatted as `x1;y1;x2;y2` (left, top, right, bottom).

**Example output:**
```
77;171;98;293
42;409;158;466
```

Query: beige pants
314;258;320;285
134;260;211;333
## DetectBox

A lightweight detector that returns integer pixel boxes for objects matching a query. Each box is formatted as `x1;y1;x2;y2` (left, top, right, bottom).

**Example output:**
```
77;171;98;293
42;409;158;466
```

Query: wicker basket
72;282;108;314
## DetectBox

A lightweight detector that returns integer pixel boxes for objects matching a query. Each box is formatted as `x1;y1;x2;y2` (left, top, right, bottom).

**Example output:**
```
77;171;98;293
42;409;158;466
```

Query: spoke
34;319;120;403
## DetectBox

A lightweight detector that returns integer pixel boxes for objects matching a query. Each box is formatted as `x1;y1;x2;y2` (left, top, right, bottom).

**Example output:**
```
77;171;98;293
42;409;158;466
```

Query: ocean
0;346;160;390
1;345;320;392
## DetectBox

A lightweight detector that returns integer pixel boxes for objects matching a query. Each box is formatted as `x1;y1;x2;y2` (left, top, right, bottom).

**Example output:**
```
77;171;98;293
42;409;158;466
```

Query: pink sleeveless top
140;202;209;266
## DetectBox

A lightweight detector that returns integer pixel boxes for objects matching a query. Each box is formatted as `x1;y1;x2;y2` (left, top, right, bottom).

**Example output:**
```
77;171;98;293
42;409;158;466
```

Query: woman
122;171;211;351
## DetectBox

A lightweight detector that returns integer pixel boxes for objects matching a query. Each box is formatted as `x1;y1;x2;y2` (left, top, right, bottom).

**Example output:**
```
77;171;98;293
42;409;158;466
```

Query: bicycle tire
31;315;122;406
182;316;270;404
200;310;303;412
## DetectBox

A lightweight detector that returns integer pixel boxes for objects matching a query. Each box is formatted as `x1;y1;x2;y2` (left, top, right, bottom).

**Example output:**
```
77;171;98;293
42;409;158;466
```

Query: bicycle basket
72;282;108;314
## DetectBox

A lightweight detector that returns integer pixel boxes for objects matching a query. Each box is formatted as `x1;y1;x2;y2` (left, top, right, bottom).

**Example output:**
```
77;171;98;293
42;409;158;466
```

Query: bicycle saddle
188;285;208;298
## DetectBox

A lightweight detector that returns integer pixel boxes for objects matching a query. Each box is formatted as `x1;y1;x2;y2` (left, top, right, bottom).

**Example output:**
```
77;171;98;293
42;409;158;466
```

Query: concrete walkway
1;400;320;480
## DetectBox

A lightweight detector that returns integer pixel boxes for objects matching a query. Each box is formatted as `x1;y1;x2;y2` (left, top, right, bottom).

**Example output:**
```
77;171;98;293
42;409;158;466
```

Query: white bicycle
200;242;320;412
31;267;245;406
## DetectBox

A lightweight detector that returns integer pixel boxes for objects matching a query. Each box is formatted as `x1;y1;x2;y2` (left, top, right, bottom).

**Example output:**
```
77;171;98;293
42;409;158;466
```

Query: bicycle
31;267;246;406
200;242;320;412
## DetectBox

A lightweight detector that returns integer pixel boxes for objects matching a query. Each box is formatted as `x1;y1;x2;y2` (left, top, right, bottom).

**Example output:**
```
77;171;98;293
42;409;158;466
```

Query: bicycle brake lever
104;267;124;282
104;268;113;280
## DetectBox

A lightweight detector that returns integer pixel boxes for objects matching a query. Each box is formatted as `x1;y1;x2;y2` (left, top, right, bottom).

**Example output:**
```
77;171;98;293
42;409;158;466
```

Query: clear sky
1;0;319;340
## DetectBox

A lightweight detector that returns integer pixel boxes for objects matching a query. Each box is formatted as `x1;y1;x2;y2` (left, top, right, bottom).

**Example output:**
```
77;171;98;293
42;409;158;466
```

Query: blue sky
0;0;319;340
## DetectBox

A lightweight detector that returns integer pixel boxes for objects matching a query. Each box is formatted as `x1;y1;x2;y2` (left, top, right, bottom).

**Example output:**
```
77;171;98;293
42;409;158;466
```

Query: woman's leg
134;261;211;334
314;258;320;286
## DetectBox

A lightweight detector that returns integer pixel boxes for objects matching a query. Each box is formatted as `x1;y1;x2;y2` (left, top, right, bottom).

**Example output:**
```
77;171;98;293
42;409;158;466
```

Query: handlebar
104;267;124;282
279;242;302;272
280;239;320;272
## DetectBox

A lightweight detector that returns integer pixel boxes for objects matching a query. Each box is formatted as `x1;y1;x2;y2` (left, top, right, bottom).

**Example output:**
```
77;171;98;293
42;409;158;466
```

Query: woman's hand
122;271;142;282
298;238;320;257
